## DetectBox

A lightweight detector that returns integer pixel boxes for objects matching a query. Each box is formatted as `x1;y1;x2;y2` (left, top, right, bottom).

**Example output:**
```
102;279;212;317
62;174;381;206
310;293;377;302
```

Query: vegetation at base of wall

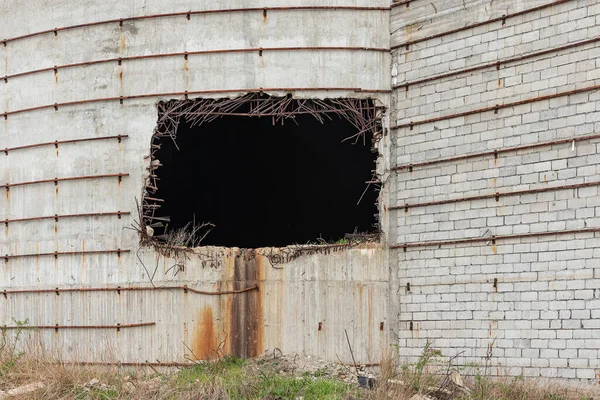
0;333;597;399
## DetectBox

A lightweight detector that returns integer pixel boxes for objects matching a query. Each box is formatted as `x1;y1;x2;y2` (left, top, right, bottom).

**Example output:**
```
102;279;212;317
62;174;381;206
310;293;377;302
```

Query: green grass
175;356;355;400
255;373;353;400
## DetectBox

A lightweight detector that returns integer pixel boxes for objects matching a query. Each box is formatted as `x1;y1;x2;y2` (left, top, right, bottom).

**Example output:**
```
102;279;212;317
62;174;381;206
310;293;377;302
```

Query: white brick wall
393;0;600;125
392;0;600;380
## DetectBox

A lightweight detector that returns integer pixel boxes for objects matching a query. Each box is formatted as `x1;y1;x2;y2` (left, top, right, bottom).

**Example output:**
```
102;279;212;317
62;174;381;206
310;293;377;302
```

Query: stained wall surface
0;1;391;364
391;0;600;380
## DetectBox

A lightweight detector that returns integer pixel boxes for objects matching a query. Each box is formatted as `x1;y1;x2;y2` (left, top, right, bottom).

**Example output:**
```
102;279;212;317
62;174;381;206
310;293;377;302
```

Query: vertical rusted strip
229;249;263;358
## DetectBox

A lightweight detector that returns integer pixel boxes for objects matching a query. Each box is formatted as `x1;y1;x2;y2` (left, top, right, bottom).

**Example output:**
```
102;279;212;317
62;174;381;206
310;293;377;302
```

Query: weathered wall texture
392;0;600;380
3;0;600;380
0;1;391;364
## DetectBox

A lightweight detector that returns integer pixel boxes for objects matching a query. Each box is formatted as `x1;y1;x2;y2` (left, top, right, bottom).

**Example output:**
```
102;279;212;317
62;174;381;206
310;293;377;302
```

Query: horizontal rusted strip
390;180;600;210
2;6;389;45
391;0;570;50
2;88;390;118
3;211;129;225
391;227;600;250
399;271;594;288
3;46;389;82
393;36;600;90
3;135;127;154
1;173;128;189
338;362;381;367
391;83;600;130
391;0;411;8
176;107;385;118
2;322;155;329
61;361;197;367
393;132;600;172
3;249;129;260
0;285;258;296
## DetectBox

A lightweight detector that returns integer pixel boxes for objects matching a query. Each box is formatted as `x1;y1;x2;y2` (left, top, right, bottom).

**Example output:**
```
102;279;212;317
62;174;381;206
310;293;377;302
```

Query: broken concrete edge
138;240;384;265
137;92;386;252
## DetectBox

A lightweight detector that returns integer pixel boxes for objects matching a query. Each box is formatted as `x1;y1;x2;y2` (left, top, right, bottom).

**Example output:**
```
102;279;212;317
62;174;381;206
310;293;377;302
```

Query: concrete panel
0;0;391;365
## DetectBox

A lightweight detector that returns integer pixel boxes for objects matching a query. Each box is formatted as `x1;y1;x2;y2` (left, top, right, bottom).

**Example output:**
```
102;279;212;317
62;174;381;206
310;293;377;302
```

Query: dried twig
345;330;359;375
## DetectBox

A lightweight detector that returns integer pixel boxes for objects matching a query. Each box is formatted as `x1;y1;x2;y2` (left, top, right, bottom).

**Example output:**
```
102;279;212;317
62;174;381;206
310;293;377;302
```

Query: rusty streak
391;0;411;8
3;211;129;225
2;322;155;329
3;249;128;260
339;362;381;367
60;361;198;367
3;135;128;155
1;285;258;296
391;228;600;250
391;180;600;210
1;173;128;189
176;108;385;118
393;132;600;172
2;88;389;119
391;0;570;50
393;36;600;90
3;47;389;83
2;6;389;46
391;83;600;130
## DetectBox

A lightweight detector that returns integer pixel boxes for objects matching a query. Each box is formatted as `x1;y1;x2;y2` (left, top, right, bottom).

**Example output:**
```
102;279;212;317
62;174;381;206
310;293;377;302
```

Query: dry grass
363;344;598;400
0;332;597;400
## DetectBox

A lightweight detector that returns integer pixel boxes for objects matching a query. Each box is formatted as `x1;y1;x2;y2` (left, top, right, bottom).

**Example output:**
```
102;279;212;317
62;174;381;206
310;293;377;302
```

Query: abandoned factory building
1;0;600;380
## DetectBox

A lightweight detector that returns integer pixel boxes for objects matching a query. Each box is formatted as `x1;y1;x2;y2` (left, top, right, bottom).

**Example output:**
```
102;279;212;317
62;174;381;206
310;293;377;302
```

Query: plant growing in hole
0;318;28;376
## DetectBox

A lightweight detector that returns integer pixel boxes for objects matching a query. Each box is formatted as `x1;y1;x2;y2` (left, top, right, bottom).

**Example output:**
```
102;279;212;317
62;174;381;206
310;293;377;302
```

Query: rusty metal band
2;322;155;329
391;83;600;130
0;285;258;296
60;361;197;367
3;135;127;155
3;47;389;83
391;0;411;8
2;6;390;45
3;249;129;261
393;132;600;172
1;173;128;189
3;211;129;225
393;36;600;90
391;0;570;50
391;180;600;210
2;88;390;119
391;227;600;250
401;271;594;288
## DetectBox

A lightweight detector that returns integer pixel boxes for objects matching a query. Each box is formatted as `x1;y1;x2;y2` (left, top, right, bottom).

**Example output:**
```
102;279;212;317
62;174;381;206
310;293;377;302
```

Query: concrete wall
391;0;600;380
0;0;392;364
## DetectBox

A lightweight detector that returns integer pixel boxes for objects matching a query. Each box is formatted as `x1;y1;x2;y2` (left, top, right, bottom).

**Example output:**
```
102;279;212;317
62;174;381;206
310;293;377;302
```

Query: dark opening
149;98;379;248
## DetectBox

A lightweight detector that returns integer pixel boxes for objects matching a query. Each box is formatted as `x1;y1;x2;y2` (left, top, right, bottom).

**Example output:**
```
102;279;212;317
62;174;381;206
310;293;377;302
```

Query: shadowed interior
152;109;379;248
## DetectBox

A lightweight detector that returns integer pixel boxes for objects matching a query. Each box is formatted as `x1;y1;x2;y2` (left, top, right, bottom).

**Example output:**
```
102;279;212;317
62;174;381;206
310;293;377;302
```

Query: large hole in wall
143;94;382;249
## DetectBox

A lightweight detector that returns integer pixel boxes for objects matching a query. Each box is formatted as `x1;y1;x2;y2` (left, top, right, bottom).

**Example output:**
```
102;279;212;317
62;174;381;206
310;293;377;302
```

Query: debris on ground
0;382;44;399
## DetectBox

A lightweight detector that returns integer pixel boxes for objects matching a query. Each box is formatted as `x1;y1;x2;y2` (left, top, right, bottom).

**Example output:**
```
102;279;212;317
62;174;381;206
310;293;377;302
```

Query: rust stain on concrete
120;35;127;54
229;249;264;358
193;307;218;360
